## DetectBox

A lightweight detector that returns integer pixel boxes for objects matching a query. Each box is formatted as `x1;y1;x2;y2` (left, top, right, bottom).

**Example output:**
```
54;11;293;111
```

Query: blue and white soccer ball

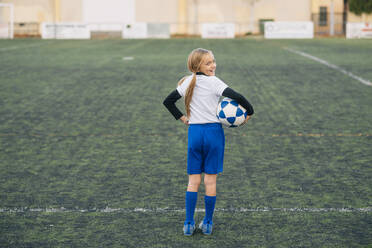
217;98;248;127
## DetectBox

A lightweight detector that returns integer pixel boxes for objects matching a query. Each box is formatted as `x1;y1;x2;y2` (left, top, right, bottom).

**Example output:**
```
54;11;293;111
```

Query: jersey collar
196;72;208;76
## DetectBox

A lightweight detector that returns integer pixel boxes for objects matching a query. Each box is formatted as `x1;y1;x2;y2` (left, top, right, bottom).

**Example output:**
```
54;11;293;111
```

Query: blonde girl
163;48;254;235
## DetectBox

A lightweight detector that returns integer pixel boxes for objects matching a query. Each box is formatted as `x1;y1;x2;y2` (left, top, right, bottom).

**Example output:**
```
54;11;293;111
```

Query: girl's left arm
222;87;254;116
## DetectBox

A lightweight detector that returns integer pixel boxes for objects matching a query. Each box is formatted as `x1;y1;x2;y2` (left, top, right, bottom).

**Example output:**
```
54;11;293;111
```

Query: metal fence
311;13;346;35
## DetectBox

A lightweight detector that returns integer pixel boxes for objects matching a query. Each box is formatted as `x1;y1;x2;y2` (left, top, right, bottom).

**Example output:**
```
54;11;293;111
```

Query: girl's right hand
242;115;251;126
180;115;189;125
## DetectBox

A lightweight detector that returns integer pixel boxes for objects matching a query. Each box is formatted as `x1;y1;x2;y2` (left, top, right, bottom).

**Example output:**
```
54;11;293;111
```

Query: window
319;7;328;26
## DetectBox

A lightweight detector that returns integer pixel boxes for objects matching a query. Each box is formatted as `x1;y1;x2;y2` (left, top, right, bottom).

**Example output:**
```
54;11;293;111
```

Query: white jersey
177;74;228;124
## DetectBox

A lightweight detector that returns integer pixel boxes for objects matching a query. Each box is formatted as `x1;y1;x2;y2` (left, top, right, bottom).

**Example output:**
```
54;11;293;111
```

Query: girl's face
199;52;216;76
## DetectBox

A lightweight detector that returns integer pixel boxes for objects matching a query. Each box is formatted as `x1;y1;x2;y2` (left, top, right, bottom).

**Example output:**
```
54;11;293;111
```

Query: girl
163;48;254;236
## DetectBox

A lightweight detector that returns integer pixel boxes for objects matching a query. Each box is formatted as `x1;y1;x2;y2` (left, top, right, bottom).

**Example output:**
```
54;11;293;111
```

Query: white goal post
0;3;14;39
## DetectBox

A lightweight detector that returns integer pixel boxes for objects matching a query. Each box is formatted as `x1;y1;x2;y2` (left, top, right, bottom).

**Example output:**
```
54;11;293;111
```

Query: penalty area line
0;207;371;214
1;132;371;138
0;42;53;52
284;47;372;86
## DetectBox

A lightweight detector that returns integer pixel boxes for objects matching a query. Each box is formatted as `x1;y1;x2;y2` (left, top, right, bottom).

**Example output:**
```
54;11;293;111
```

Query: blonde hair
178;48;211;117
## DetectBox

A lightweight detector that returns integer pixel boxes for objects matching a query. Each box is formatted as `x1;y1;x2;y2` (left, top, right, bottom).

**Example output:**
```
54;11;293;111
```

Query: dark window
319;7;328;26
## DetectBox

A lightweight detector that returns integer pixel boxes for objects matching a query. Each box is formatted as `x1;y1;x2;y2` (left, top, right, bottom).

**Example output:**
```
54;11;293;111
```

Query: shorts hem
187;170;223;175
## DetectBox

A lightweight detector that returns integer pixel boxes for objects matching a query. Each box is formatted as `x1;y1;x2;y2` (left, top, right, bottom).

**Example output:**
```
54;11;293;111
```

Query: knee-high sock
185;191;198;224
204;195;216;223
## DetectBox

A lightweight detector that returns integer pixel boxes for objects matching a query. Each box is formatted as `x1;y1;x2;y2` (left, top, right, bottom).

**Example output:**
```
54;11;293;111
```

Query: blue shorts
187;123;225;175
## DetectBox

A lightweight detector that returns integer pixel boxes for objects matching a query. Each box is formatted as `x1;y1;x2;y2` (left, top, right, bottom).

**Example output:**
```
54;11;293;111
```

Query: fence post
330;0;335;36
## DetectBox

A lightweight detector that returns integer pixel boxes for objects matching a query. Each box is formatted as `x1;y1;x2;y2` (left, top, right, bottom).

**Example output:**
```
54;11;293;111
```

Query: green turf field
0;38;371;247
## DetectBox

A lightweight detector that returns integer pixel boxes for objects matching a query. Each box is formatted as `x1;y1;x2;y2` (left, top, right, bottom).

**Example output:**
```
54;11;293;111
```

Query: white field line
0;42;51;52
0;207;371;214
284;47;372;86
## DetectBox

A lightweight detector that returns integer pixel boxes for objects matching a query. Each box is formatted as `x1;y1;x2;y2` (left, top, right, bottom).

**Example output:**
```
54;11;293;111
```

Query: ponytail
184;73;197;117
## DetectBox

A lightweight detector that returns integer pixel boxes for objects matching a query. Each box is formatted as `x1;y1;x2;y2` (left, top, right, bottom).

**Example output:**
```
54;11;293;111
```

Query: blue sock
185;191;198;225
204;195;216;223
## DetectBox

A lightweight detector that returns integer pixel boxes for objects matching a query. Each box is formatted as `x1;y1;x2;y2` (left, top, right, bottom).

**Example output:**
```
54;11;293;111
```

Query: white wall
82;0;135;23
60;0;83;22
135;0;177;23
0;0;55;23
273;0;311;21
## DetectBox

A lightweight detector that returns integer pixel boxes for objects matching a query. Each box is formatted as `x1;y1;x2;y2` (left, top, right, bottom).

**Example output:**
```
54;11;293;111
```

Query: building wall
82;0;135;23
5;0;370;36
311;0;345;35
255;0;311;22
134;0;313;34
135;0;177;23
135;0;178;33
195;0;235;23
60;0;82;22
310;0;372;25
348;12;372;23
0;0;55;23
311;0;344;13
0;0;83;23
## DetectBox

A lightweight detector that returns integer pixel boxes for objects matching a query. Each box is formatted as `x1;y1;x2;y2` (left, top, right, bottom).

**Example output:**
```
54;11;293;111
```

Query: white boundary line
0;207;371;213
284;47;372;86
0;42;52;52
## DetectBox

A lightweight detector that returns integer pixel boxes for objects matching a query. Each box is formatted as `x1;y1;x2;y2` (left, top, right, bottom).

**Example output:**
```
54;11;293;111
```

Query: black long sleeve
163;90;184;120
222;87;254;115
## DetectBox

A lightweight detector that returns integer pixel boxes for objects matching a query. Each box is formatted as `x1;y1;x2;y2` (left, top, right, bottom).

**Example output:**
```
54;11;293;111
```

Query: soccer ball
217;98;247;127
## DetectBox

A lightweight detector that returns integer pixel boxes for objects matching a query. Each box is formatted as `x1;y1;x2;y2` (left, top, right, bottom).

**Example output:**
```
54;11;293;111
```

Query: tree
349;0;372;16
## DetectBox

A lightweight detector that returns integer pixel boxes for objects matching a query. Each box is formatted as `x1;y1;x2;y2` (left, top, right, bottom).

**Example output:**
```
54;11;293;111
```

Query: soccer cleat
183;222;196;236
199;220;213;235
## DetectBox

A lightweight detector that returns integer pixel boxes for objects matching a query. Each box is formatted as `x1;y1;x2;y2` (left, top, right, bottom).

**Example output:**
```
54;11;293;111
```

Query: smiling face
199;52;216;76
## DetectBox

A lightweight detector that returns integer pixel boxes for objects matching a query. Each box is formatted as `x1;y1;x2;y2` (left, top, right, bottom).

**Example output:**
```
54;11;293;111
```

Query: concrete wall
311;0;344;13
135;0;177;23
253;0;311;21
0;0;55;23
60;0;82;22
348;12;372;23
82;0;135;23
